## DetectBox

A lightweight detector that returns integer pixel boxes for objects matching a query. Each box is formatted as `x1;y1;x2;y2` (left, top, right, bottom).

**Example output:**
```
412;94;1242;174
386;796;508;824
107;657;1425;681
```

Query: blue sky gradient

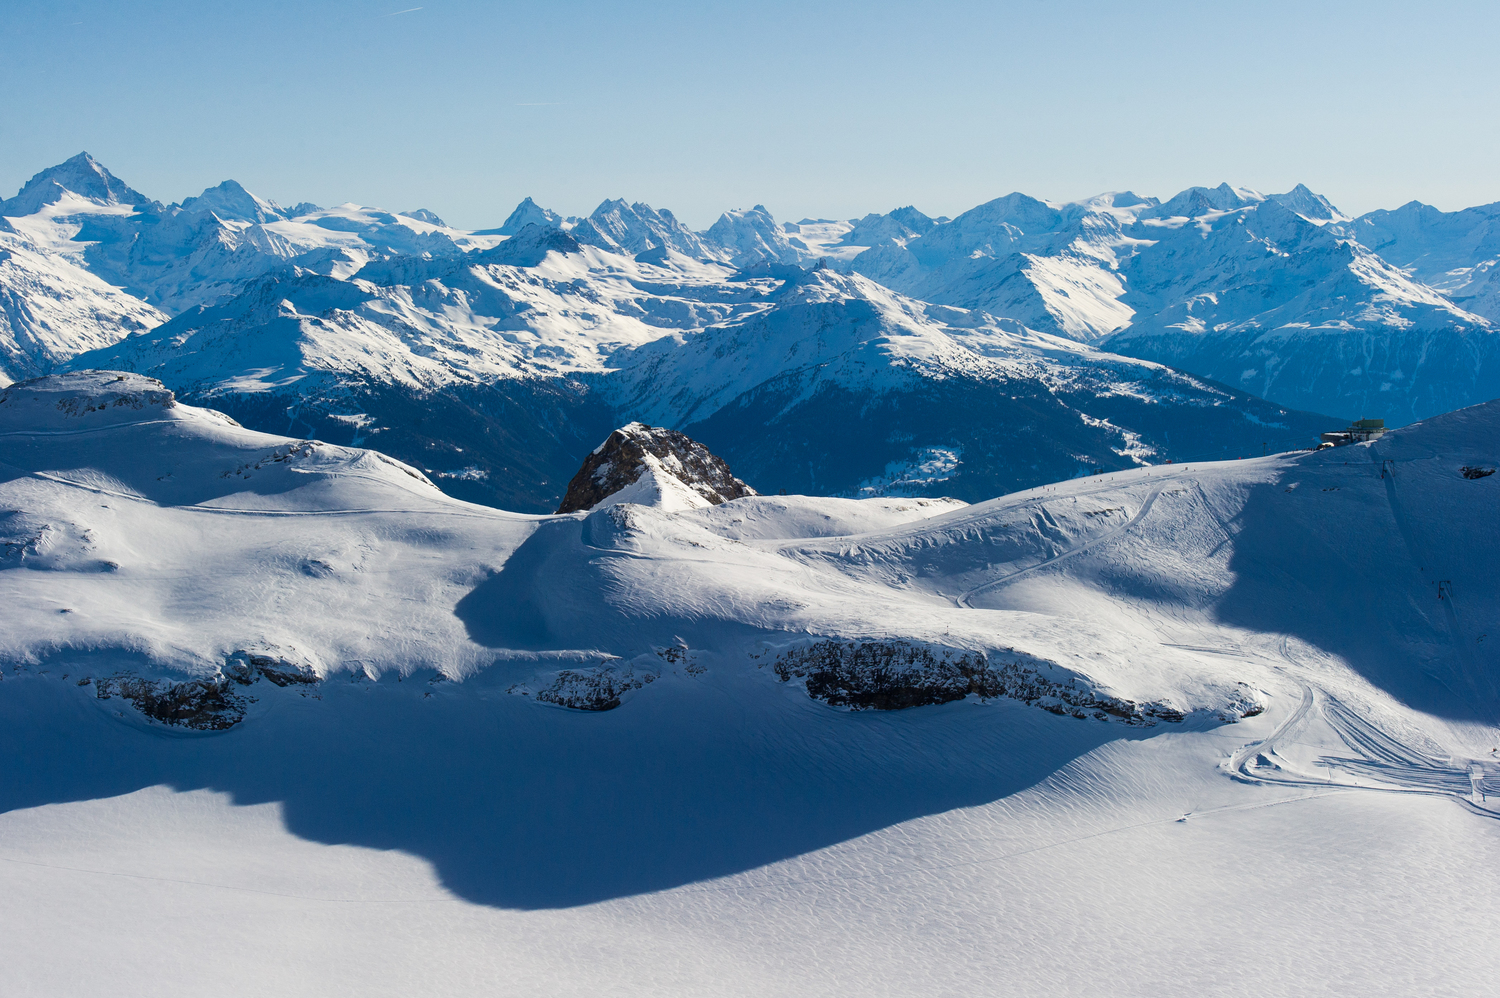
3;0;1497;228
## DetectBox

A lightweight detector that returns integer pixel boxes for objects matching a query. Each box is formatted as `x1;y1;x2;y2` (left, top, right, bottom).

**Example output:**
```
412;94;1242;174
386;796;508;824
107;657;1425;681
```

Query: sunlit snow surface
1;372;1498;997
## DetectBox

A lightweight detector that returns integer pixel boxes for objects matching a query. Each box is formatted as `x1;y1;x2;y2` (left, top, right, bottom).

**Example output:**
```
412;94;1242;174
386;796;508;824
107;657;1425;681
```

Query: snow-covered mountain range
3;153;1497;510
839;186;1499;424
2;370;1495;995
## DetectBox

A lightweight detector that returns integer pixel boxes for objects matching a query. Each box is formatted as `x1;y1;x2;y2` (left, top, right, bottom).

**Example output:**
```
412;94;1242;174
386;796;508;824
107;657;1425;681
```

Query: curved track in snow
1227;663;1499;818
955;484;1164;607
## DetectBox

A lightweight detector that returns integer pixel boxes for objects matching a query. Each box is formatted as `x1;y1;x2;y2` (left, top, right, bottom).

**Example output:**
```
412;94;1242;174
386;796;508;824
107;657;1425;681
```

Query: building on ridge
1318;418;1386;448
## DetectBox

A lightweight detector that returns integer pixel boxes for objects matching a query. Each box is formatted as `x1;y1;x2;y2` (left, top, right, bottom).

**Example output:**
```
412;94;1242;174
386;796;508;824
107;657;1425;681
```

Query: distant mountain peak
178;179;287;224
490;196;562;236
840;205;939;247
473;222;581;267
572;198;707;257
1267;183;1347;223
399;208;446;227
705;204;803;267
1;151;153;216
1152;183;1264;218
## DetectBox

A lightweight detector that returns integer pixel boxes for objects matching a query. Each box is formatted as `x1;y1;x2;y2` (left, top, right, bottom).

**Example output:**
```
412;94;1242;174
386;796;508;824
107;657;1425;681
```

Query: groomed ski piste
1;372;1497;997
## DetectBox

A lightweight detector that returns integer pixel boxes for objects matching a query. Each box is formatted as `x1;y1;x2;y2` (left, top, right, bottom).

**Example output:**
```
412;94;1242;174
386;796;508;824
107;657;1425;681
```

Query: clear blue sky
3;0;1497;229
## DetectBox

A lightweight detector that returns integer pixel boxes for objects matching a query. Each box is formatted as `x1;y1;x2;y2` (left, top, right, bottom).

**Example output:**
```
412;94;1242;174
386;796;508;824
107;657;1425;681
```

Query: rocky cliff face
556;422;757;514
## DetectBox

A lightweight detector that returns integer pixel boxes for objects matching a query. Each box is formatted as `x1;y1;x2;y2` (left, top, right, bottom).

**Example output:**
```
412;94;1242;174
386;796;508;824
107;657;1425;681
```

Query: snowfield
1;372;1497;996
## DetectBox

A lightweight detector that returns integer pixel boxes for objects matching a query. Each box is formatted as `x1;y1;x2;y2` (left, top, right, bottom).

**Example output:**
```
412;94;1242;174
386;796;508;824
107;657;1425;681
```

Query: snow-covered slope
609;267;1331;500
1;372;1496;996
0;215;168;384
1104;199;1499;424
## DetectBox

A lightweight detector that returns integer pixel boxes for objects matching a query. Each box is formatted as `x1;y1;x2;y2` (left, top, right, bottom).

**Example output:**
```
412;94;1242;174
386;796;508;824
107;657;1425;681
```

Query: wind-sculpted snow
0;370;1276;721
7;370;1492;728
2;373;1499;994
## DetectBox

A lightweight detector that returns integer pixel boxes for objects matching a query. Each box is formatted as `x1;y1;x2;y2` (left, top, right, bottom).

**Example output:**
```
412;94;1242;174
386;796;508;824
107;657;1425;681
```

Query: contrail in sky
387;6;423;14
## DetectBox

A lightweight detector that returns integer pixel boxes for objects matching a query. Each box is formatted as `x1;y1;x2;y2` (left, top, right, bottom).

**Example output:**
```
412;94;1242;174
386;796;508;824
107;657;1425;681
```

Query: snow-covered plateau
2;371;1497;997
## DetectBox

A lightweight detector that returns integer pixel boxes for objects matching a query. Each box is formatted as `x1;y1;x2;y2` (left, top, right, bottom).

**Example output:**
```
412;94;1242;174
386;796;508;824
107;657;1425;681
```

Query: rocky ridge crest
556;422;757;514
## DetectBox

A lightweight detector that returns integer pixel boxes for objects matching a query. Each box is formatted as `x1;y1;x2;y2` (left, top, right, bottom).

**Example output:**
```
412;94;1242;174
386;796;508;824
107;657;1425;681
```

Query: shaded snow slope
1;375;1497;996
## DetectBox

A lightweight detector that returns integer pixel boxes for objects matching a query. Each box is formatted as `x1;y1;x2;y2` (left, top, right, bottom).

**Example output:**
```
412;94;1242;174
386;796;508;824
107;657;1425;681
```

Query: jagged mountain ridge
837;186;1497;422
6;152;1495;509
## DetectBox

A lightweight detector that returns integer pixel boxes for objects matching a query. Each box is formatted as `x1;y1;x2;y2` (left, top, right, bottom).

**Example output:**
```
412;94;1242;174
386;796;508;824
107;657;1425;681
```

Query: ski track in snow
1225;641;1500;817
955;482;1165;606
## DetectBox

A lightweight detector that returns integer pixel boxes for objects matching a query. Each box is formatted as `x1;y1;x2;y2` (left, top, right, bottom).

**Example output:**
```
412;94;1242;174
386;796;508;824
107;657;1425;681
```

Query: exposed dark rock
556;422;757;514
1461;465;1495;480
88;652;319;730
772;640;1247;724
225;650;319;687
776;641;997;710
94;675;249;730
534;667;655;711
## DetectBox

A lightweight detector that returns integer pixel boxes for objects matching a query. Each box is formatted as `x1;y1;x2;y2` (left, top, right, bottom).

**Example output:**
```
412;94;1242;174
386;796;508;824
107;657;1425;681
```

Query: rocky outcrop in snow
771;639;1260;722
0;370;177;425
556;422;757;513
